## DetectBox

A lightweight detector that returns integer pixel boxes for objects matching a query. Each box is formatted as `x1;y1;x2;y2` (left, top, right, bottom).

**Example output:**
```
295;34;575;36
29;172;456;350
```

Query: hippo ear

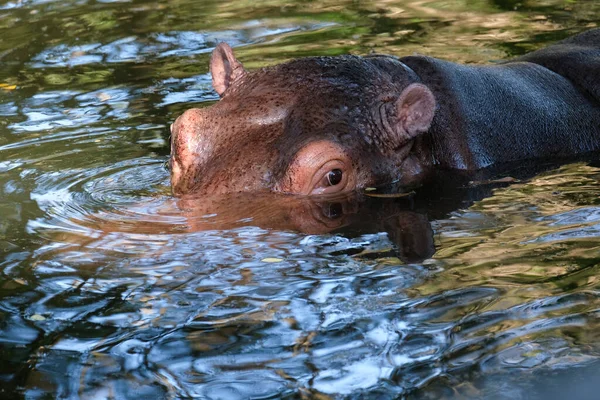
394;83;436;141
210;43;246;97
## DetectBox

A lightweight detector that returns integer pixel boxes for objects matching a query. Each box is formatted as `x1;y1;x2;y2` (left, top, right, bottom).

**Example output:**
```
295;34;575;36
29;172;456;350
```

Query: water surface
1;0;600;398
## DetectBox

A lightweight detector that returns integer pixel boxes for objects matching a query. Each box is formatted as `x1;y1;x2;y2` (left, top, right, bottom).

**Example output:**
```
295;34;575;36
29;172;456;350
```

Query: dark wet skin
170;29;600;197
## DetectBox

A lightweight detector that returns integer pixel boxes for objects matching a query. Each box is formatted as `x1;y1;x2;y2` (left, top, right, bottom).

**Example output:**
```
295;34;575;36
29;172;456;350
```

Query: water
1;0;600;398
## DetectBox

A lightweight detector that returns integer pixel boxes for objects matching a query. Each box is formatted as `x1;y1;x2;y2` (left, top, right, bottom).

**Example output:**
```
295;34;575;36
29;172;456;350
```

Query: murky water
1;0;600;398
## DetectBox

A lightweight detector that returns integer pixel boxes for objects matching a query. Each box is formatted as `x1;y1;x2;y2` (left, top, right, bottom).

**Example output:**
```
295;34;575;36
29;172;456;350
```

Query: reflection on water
1;0;600;398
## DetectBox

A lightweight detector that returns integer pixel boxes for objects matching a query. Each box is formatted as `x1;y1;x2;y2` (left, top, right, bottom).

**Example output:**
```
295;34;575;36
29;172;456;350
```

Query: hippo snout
170;108;211;195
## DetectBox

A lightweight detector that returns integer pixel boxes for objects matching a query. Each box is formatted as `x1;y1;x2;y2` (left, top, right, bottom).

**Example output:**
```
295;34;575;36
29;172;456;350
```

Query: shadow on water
2;0;600;398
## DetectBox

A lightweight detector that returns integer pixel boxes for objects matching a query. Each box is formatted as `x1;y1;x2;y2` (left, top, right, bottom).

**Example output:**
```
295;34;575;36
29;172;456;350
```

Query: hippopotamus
169;29;600;196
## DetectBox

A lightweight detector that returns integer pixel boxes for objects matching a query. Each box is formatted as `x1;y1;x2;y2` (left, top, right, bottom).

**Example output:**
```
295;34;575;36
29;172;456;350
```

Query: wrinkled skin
170;29;600;197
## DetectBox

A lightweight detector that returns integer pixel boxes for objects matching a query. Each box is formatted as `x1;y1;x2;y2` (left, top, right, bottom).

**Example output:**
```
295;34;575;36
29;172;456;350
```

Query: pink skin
170;43;436;197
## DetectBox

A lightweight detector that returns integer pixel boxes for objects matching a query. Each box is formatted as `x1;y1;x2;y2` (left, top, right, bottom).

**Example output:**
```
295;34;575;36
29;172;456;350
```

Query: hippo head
170;43;436;196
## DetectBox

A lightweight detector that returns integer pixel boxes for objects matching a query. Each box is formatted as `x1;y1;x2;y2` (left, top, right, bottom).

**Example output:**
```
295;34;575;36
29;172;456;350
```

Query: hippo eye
313;164;349;194
326;169;343;186
276;140;356;195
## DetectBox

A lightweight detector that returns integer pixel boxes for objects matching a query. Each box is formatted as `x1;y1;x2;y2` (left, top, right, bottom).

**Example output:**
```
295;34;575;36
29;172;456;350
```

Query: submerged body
170;29;600;196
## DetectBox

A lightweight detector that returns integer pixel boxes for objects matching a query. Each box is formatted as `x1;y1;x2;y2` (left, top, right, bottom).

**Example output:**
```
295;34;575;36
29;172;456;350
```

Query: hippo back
515;29;600;104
